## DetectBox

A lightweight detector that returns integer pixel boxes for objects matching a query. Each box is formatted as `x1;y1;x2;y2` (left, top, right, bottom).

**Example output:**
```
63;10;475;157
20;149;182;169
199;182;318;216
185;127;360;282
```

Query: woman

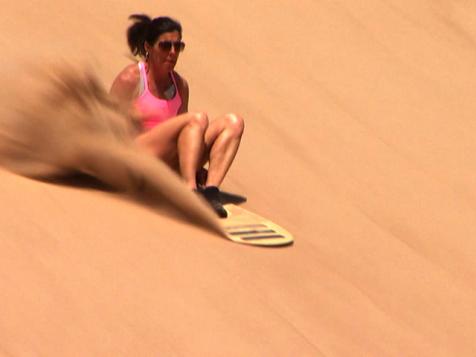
110;15;244;218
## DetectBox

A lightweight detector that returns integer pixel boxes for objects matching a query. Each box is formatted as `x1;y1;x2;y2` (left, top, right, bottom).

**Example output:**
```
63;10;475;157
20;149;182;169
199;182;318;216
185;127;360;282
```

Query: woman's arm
175;73;189;114
110;64;140;103
110;64;143;121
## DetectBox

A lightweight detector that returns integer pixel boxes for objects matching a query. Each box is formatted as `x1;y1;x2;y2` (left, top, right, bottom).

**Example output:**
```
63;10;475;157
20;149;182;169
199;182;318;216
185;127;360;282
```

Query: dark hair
127;14;182;57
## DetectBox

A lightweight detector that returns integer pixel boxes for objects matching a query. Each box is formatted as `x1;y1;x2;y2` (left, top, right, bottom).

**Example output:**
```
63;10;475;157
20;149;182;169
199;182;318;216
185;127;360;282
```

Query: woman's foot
195;186;228;218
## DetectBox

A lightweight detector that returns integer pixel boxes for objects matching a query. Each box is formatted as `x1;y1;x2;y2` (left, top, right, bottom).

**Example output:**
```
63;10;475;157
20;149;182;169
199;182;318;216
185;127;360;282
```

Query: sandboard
221;204;294;247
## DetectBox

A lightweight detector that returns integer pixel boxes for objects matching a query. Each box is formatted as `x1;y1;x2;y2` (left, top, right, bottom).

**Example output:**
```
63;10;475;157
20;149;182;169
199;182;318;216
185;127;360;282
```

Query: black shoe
196;186;228;218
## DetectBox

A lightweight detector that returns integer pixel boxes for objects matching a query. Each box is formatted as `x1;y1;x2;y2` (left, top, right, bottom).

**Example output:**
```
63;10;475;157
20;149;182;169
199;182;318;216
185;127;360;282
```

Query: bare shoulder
110;63;140;101
173;71;189;92
174;71;189;113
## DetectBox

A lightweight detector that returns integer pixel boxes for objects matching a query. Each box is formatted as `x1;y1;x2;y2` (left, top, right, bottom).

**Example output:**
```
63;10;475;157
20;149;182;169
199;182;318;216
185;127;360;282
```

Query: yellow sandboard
221;204;294;247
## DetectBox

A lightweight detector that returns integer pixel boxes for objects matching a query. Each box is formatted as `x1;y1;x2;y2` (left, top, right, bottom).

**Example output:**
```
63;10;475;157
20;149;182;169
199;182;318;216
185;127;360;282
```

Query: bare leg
204;113;245;187
177;114;208;189
134;112;209;189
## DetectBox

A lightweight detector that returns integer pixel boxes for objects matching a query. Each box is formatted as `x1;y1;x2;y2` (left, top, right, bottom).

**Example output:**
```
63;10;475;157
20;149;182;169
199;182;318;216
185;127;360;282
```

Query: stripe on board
241;234;285;240
225;224;267;230
230;229;275;236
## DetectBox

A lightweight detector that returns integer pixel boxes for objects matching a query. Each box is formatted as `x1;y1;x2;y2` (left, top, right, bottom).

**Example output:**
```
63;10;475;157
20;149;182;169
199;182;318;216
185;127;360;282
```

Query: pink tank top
134;62;182;130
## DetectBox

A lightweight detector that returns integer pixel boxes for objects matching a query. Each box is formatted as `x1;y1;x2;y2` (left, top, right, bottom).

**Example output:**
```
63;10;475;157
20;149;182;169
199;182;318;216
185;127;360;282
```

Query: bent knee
224;113;245;136
189;112;209;131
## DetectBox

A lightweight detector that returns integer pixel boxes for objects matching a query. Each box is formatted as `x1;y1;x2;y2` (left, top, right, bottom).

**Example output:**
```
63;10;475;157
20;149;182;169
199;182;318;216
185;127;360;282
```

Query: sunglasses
158;40;186;52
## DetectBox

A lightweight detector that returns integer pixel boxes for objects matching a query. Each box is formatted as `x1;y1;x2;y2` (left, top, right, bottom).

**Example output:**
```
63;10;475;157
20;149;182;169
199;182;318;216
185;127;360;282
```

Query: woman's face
147;31;184;72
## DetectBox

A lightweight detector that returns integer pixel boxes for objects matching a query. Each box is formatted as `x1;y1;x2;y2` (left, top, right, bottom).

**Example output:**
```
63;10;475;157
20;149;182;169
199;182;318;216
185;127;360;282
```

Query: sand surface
1;1;476;355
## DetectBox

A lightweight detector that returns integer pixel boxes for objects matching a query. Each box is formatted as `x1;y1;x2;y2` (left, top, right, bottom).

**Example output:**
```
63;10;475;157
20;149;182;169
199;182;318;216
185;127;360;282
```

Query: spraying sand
0;64;221;232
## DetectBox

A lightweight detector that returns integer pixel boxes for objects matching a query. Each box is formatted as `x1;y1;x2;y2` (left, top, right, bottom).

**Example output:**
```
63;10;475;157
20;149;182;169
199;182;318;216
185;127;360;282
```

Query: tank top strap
138;61;148;94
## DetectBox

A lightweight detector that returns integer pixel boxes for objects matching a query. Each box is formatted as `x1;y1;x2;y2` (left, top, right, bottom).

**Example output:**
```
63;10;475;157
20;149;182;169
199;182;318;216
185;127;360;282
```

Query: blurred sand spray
0;63;222;234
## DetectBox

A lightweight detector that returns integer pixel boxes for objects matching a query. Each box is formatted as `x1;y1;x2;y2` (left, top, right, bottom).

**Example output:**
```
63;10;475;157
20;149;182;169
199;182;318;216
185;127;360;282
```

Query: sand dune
1;0;476;355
